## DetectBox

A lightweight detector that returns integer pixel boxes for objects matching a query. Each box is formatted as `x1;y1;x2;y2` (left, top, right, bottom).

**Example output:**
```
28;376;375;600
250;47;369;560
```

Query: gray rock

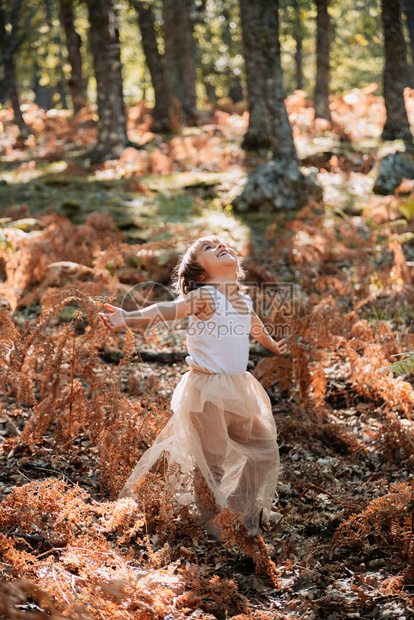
232;159;323;212
374;151;414;195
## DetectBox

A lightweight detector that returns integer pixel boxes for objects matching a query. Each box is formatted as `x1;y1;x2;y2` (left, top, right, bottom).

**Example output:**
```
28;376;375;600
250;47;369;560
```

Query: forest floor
2;88;414;619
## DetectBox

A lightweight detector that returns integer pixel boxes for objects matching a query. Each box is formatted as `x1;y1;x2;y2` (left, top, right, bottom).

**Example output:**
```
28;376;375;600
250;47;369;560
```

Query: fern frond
378;353;414;376
380;232;414;246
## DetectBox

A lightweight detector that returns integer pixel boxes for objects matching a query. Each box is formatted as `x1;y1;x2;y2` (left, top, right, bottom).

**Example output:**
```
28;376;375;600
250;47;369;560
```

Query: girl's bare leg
226;413;279;531
190;402;227;537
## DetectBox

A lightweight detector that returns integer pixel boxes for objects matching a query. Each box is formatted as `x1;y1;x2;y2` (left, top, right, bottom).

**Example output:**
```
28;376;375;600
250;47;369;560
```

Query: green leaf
388;219;408;229
378;352;414;375
399;200;414;220
379;232;414;246
157;251;171;266
0;231;12;250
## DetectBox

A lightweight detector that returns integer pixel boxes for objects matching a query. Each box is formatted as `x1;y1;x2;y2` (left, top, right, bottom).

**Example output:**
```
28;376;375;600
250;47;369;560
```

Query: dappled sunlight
2;0;414;613
1;27;414;620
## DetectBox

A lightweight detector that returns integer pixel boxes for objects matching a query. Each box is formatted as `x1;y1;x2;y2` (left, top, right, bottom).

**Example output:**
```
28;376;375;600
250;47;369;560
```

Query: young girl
99;236;288;537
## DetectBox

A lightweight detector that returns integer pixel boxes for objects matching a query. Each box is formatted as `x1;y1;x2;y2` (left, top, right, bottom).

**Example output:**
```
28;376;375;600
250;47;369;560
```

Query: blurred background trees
0;0;413;177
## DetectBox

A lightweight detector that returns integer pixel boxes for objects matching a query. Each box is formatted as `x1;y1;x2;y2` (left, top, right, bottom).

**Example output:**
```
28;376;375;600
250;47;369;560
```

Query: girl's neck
204;276;238;295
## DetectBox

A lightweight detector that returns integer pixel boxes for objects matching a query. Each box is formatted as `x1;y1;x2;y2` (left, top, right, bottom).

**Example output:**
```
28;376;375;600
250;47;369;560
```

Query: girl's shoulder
184;285;215;301
240;290;252;300
184;286;216;318
237;289;252;306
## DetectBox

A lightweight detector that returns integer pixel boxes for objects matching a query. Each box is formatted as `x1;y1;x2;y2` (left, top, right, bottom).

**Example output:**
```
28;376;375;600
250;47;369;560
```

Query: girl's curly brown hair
172;236;245;296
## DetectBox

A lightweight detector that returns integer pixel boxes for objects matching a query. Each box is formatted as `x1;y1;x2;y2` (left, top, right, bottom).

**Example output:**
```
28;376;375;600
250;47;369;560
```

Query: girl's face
196;237;237;277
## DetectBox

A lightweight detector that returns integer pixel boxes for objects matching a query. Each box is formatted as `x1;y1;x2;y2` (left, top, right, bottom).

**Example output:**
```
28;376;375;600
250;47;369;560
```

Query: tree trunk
239;0;272;149
0;73;6;105
400;3;414;86
218;0;242;101
314;0;332;121
239;0;297;159
382;0;412;140
59;0;87;113
292;0;303;90
0;3;29;138
233;0;322;212
229;76;244;104
86;0;128;160
162;0;197;118
404;0;414;61
3;54;29;138
132;0;173;131
33;70;55;110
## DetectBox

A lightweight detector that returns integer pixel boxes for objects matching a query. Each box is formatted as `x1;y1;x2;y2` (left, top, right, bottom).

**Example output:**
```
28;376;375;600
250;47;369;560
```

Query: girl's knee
262;441;279;467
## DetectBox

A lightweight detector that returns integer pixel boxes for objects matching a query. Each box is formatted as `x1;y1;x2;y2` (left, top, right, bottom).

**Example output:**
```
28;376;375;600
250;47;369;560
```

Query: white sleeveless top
186;285;252;375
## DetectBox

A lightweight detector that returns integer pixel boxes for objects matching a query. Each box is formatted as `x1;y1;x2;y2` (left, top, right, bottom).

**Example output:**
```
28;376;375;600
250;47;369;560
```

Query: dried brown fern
177;561;249;617
0;480;193;619
253;356;293;396
217;508;280;587
333;482;414;586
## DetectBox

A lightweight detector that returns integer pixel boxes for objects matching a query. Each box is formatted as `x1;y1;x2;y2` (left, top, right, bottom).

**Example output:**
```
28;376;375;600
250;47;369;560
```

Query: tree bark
239;0;272;150
59;0;87;114
400;2;414;86
0;1;29;138
292;0;303;91
218;0;243;101
86;0;128;160
314;0;332;121
233;0;323;212
404;0;414;61
229;76;244;104
3;54;28;138
239;0;297;159
131;0;173;131
162;0;197;118
0;73;6;105
382;0;412;140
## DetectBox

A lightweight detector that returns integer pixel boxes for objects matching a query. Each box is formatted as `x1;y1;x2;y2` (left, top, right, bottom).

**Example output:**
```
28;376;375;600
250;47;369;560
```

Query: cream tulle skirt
119;367;280;533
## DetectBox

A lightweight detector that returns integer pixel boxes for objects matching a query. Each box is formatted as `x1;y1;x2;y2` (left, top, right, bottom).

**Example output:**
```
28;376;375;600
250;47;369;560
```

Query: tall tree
401;1;414;86
31;0;67;110
129;0;173;131
0;0;30;138
292;0;303;91
218;0;243;101
0;58;6;105
59;0;87;113
403;0;414;61
162;0;197;118
46;0;68;109
382;0;412;140
234;0;322;212
86;0;128;160
314;0;332;121
239;0;296;157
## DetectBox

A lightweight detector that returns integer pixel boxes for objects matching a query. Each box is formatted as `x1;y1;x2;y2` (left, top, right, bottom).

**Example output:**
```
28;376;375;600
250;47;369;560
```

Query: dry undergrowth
2;185;414;617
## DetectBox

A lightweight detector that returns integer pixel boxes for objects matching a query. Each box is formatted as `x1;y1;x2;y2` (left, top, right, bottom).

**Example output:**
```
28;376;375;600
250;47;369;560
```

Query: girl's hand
98;303;127;331
274;338;288;355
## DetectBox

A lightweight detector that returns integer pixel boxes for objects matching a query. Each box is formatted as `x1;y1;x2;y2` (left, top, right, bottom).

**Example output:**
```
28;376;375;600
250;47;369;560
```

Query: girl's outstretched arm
250;310;288;355
99;287;213;331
